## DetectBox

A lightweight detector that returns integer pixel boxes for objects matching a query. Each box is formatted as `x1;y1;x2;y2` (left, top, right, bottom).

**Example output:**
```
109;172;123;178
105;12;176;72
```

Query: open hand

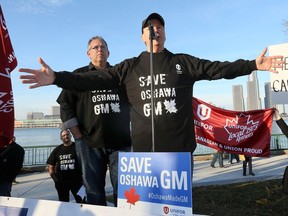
19;58;55;89
256;48;284;73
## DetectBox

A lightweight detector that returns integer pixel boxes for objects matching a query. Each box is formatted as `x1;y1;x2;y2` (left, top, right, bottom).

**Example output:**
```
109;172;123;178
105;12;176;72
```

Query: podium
117;152;193;216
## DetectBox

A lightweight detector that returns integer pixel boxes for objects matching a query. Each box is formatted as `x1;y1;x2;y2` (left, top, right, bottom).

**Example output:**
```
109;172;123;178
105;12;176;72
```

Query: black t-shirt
46;142;81;178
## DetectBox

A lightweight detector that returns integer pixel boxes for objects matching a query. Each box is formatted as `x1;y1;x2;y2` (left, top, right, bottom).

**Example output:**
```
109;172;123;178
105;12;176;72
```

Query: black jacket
57;62;131;149
54;48;256;153
0;142;24;182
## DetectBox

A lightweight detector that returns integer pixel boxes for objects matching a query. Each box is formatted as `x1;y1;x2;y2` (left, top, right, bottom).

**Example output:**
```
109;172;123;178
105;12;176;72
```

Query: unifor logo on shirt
176;64;182;74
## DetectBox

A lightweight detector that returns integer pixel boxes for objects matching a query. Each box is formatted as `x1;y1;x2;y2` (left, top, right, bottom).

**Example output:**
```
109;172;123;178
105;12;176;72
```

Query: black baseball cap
141;13;165;33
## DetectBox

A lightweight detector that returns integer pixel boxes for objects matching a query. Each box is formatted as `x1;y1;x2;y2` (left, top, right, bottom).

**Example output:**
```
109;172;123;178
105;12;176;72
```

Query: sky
1;0;288;120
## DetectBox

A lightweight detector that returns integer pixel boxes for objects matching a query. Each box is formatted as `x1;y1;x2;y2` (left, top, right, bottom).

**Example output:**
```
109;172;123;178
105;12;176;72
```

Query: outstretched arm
19;57;55;89
256;48;284;73
274;108;288;139
19;57;119;90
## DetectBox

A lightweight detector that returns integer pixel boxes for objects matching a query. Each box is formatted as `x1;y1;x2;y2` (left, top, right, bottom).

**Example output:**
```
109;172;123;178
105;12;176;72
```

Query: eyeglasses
89;45;107;51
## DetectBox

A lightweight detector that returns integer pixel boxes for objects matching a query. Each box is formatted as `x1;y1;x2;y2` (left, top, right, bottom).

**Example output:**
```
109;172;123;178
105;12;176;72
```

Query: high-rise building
26;112;33;120
232;85;245;111
264;82;272;108
246;71;261;110
51;106;60;116
27;112;44;120
44;106;60;119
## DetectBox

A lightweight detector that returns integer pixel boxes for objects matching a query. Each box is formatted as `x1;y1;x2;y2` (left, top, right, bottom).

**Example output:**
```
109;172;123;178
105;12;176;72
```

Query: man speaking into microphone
19;13;284;173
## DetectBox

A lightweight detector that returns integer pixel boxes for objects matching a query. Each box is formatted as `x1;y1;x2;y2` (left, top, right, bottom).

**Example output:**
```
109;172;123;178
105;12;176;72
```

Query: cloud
14;0;72;14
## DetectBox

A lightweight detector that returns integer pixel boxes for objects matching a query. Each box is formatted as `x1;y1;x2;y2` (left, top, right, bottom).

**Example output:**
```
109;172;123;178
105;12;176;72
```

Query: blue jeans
75;138;131;206
211;151;223;167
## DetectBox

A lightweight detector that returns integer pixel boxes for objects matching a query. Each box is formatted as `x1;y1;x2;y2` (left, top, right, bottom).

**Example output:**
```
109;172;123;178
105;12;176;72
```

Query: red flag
193;97;273;157
0;4;17;147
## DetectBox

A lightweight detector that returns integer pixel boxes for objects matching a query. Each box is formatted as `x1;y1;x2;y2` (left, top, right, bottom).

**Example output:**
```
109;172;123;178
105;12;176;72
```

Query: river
13;120;285;147
14;128;63;147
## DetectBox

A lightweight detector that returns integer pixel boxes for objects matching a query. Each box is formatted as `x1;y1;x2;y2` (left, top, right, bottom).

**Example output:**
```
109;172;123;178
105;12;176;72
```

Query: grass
108;179;287;215
192;178;288;216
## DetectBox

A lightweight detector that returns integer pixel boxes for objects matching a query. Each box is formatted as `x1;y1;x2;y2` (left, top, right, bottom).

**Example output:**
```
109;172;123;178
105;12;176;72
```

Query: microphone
148;20;157;40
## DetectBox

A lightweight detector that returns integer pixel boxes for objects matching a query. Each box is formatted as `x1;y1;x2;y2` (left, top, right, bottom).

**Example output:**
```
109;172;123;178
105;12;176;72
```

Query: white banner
0;197;149;216
269;43;288;104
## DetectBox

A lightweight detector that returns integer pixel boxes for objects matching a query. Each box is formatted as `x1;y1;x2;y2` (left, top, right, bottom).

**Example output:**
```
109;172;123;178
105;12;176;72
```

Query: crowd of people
1;12;286;205
210;151;255;176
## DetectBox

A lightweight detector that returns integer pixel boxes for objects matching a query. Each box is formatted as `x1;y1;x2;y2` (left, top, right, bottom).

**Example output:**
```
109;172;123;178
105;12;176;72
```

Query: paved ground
11;171;114;204
193;153;287;186
9;154;288;204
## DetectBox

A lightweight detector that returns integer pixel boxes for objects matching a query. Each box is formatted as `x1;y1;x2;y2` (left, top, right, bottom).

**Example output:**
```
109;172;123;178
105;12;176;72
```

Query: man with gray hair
57;36;131;206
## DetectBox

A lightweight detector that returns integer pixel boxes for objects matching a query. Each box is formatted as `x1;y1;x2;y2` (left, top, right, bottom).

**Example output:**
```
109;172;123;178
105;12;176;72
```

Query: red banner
0;5;17;147
193;97;273;157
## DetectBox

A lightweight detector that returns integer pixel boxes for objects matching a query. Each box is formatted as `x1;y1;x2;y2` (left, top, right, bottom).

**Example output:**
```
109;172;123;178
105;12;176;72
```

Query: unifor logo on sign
163;206;169;214
197;103;211;120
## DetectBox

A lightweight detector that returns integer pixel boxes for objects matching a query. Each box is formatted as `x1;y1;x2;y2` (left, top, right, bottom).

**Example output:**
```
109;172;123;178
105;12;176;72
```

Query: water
13;120;285;148
14;128;63;147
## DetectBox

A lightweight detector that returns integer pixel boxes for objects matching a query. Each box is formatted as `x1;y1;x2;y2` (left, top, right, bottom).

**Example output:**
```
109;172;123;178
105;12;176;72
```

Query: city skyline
232;71;288;115
20;106;60;120
232;71;262;112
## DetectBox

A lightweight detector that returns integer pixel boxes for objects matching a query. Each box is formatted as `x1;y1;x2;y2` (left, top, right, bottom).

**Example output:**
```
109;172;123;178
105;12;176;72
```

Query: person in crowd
0;136;24;196
46;129;83;203
210;150;224;168
19;13;284;173
228;153;240;164
11;136;20;184
57;36;131;206
242;155;255;176
274;108;288;137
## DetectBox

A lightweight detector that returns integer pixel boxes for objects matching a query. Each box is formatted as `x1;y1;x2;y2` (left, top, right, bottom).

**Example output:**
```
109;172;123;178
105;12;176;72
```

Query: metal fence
23;134;288;166
23;145;57;166
270;134;288;150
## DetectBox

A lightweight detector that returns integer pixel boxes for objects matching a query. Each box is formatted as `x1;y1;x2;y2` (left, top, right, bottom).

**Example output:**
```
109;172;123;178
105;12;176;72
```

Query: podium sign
117;152;192;216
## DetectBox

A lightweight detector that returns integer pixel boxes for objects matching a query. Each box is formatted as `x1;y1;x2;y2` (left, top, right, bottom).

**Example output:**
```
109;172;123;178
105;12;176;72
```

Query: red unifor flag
0;5;17;148
193;97;274;157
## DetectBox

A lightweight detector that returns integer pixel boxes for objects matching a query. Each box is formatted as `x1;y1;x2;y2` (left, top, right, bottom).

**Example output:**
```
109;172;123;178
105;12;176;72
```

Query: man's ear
141;34;146;44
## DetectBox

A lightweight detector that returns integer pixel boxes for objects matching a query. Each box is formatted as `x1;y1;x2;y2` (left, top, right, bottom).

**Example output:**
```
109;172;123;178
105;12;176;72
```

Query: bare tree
284;20;288;34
